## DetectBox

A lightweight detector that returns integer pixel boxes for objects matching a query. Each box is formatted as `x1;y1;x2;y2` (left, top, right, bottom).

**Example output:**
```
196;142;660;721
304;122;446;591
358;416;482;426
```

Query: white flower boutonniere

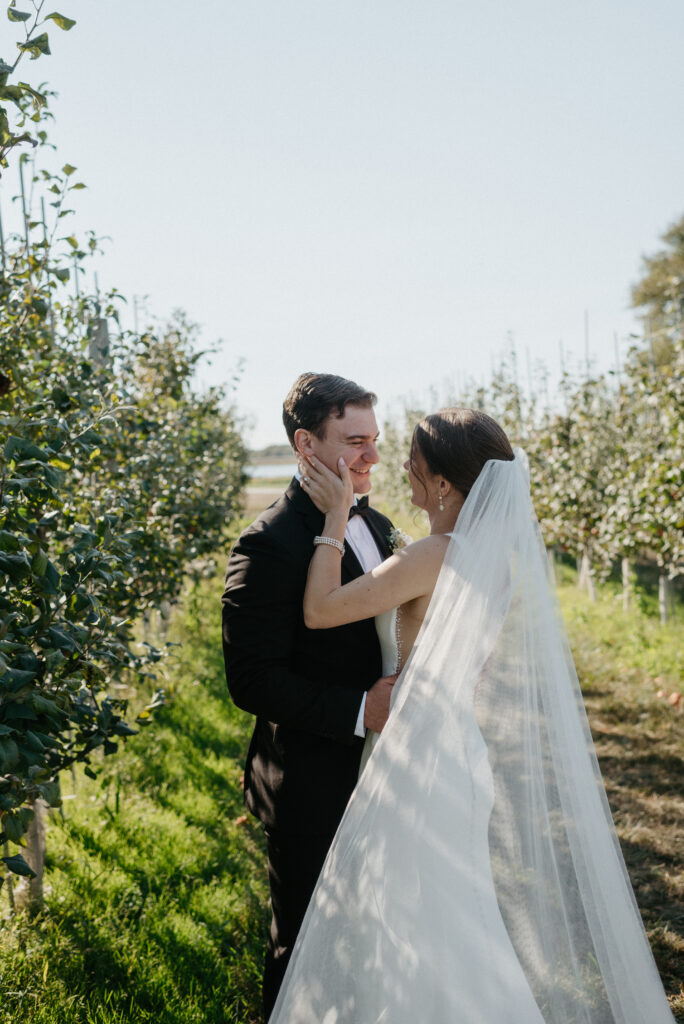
388;527;413;553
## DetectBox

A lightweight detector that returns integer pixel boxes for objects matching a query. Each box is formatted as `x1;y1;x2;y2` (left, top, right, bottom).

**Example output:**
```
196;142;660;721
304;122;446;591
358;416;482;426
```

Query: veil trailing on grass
269;452;675;1024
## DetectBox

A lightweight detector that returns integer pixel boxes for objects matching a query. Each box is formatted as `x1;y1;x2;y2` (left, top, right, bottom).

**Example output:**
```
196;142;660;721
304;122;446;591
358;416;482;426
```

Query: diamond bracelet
313;535;345;555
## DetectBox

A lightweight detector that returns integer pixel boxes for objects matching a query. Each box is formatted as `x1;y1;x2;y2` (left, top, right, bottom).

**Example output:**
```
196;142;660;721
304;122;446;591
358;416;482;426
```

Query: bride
268;408;676;1024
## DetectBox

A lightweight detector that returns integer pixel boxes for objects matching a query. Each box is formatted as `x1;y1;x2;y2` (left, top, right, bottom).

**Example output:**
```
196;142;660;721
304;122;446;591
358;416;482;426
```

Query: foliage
377;333;683;596
0;1;76;169
631;213;684;355
0;101;247;874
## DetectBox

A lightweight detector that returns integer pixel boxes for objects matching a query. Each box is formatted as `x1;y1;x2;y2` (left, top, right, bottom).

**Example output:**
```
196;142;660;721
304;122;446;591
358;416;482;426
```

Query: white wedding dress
268;454;675;1024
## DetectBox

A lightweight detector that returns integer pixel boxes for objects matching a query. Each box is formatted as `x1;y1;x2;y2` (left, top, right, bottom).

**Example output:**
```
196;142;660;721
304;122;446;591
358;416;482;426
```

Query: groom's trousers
262;825;336;1020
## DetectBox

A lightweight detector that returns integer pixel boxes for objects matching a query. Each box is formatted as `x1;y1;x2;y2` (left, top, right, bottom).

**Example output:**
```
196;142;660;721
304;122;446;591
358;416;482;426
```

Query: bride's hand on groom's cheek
299;454;353;515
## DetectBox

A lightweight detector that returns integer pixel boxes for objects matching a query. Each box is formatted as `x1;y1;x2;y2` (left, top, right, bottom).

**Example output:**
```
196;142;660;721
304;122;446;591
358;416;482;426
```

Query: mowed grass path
0;568;682;1022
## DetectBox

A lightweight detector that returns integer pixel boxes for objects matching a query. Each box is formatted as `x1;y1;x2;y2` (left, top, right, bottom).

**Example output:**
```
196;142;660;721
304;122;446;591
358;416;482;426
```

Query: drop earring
439;493;445;512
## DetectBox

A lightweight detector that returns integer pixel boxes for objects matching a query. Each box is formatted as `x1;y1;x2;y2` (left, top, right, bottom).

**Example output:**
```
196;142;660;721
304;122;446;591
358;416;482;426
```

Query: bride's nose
403;459;410;472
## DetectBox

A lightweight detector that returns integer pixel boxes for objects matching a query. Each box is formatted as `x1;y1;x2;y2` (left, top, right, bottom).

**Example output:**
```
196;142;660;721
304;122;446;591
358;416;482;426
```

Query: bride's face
404;447;436;510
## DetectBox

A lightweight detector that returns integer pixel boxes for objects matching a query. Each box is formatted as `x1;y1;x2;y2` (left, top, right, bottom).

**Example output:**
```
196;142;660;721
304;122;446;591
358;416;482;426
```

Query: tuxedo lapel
285;477;325;536
341;543;364;582
364;508;393;560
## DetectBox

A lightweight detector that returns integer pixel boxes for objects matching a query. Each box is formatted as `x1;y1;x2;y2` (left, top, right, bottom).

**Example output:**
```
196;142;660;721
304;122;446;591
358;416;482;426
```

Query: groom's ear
294;428;314;456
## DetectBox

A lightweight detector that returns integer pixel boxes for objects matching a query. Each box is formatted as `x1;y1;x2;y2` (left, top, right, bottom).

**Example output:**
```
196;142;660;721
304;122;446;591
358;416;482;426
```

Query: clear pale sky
3;0;683;446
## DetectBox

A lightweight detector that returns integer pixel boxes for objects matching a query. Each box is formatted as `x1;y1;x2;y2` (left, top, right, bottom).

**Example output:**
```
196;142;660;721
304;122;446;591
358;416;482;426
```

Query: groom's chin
351;472;372;494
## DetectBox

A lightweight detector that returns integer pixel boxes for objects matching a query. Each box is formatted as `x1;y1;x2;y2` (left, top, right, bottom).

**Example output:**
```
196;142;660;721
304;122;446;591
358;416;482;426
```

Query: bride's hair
410;408;514;499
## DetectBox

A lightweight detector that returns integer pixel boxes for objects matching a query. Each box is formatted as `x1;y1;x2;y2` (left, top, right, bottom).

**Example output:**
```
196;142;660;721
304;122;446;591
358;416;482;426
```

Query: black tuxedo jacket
222;479;393;836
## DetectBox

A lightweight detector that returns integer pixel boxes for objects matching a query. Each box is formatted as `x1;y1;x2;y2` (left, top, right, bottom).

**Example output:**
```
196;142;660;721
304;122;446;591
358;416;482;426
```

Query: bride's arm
301;455;446;629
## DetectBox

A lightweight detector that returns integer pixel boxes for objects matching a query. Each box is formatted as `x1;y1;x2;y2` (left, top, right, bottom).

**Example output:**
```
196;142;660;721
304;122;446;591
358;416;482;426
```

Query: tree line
0;9;247;894
376;220;684;623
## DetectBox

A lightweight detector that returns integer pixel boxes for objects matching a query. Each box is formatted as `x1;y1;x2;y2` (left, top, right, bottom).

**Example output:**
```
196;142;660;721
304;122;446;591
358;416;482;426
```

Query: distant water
247;463;297;480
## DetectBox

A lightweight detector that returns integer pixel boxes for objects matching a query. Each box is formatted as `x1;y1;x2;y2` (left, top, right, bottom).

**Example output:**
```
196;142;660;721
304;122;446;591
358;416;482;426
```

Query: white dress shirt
345;503;384;736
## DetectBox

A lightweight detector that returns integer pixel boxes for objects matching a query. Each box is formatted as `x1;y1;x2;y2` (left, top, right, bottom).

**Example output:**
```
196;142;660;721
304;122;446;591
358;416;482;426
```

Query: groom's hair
283;373;377;449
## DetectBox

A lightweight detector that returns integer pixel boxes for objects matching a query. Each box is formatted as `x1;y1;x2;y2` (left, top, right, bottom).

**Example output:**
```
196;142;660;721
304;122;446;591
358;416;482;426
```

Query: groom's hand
364;674;399;733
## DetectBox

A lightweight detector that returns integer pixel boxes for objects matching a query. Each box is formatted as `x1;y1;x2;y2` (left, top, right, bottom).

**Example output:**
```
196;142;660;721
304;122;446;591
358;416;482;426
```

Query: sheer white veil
269;451;675;1024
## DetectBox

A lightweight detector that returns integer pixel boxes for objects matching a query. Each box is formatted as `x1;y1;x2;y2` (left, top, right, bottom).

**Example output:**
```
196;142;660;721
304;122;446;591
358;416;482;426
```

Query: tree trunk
578;548;596;601
659;573;671;625
621;558;631;611
547;547;558;585
3;841;15;913
19;798;47;913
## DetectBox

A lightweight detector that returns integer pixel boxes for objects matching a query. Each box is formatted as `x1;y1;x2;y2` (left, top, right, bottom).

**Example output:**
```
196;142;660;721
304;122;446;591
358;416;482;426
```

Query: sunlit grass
0;580;267;1024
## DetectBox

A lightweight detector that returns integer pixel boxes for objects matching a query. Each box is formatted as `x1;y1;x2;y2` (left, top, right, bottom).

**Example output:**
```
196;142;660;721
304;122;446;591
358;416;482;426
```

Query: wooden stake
40;197;56;345
0;194;6;277
584;309;590;379
3;841;15;913
622;557;631;611
18;158;30;257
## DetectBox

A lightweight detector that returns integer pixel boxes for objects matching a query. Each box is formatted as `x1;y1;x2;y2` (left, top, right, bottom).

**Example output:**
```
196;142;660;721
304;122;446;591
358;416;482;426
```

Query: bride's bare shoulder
394;532;451;566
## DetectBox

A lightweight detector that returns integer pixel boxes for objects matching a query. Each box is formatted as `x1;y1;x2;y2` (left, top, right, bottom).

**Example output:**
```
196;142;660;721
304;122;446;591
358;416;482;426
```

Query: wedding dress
268;452;675;1024
358;607;398;775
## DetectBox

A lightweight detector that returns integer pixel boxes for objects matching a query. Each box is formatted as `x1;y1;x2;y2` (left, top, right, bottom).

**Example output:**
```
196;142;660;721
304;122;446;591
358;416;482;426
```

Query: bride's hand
299;455;353;517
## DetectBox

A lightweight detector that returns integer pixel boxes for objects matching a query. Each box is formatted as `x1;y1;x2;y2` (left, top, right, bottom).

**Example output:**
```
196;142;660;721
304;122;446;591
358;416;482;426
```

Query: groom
222;372;396;1018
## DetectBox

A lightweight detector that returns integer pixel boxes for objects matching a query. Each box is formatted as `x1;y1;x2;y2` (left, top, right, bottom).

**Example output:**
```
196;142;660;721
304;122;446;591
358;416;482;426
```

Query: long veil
269;451;675;1024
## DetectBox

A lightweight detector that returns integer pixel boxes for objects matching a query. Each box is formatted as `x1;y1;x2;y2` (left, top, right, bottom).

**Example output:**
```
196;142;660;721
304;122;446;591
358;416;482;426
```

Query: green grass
0;580;268;1024
1;561;682;1022
557;567;684;1019
244;476;292;490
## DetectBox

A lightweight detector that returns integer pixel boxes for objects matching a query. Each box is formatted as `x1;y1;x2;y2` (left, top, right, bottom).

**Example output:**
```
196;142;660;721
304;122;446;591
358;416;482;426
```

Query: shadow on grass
589;716;684;1015
38;816;268;1024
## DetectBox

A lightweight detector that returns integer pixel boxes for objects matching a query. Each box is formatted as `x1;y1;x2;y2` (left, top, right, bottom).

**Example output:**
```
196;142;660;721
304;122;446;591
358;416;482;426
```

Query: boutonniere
388;527;413;553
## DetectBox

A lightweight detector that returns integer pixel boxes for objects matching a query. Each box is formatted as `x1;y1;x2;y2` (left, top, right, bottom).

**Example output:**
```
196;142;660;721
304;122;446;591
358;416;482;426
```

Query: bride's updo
410;408;514;499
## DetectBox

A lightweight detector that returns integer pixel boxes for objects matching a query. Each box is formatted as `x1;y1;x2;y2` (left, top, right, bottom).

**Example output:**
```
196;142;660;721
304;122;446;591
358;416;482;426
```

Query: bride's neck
427;492;464;535
428;509;460;536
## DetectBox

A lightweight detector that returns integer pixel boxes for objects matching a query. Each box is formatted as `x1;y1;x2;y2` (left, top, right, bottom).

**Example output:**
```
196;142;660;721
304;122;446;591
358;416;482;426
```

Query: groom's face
297;404;380;494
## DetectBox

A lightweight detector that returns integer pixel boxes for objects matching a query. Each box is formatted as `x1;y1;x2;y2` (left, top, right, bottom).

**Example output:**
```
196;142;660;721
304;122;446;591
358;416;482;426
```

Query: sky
2;0;683;446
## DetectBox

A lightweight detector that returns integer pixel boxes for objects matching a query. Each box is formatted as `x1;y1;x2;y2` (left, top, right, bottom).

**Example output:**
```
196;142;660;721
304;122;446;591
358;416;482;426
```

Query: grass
0;579;268;1024
556;565;684;1018
0;553;682;1022
244;476;292;490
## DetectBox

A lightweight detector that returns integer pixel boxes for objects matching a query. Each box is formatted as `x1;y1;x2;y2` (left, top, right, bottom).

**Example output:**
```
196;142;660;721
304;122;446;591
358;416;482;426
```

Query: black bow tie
348;496;370;519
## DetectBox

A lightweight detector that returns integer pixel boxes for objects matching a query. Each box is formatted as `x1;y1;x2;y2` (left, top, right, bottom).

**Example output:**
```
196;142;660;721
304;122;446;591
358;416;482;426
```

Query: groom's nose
362;440;379;464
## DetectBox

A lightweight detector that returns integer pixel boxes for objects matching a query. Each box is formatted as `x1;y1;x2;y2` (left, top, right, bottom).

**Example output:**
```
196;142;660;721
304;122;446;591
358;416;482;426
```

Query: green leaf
113;721;137;737
65;234;78;248
47;625;78;652
62;162;76;176
0;60;13;74
1;84;24;106
38;780;61;806
7;8;32;22
4;812;27;843
0;530;20;552
16;80;46;106
23;730;46;751
0;551;32;581
17;32;50;58
45;11;75;30
2;853;36;879
31;549;48;576
0;737;19;770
